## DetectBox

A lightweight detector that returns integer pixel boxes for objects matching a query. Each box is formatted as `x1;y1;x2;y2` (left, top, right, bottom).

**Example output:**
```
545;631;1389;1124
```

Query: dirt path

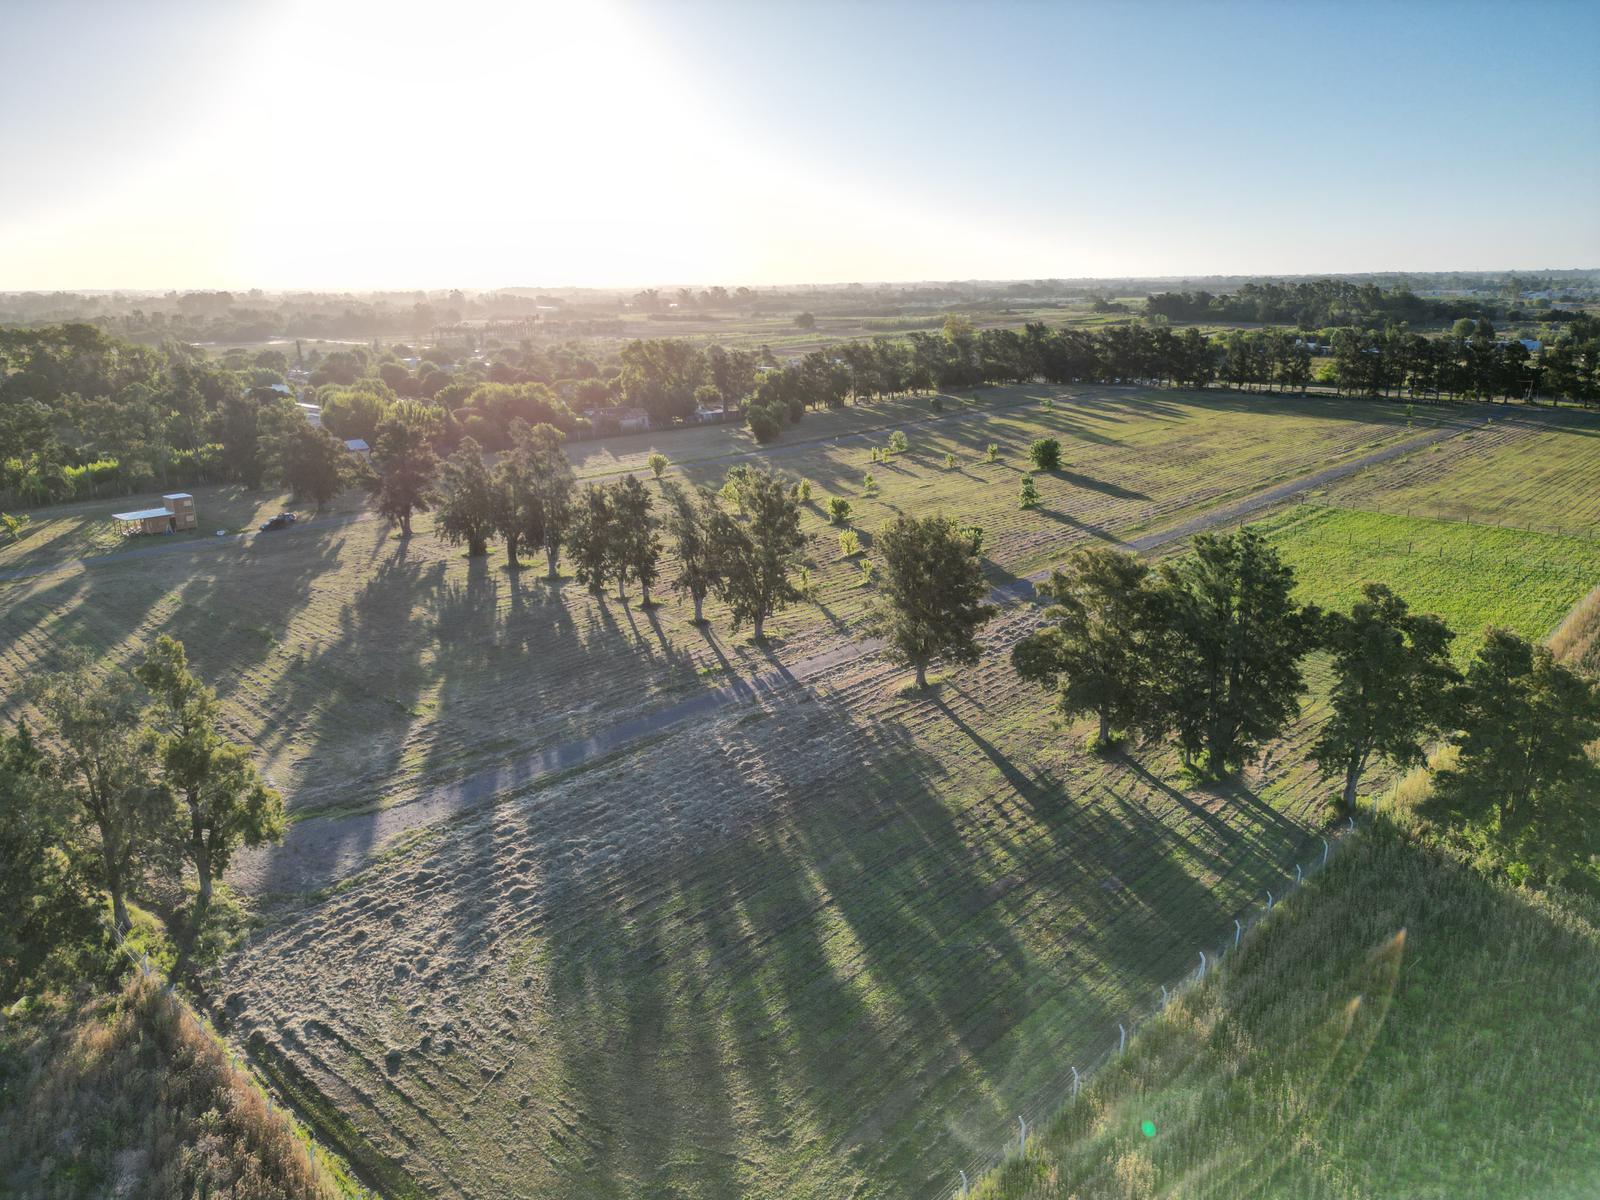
233;412;1490;898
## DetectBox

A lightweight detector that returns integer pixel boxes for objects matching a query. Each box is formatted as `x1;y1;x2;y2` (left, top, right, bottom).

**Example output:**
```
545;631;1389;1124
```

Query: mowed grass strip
1254;505;1600;654
969;822;1600;1200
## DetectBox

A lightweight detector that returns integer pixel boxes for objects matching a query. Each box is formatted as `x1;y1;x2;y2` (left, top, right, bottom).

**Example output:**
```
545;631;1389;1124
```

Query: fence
934;807;1374;1200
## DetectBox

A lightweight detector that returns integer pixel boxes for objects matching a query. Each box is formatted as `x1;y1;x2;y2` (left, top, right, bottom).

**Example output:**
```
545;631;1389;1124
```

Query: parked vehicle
259;512;298;532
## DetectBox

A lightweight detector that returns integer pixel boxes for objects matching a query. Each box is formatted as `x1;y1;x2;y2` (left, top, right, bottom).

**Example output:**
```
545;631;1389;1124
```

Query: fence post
1198;950;1207;978
960;1169;969;1196
1266;890;1273;910
1295;863;1302;885
1322;837;1329;866
1161;984;1168;1006
1234;919;1241;947
1072;1065;1080;1096
1018;1116;1027;1155
1118;1023;1127;1055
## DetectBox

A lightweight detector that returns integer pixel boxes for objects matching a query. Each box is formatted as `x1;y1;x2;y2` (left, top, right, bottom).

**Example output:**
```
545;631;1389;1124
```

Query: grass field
8;390;1598;1200
1314;411;1600;537
968;820;1600;1200
220;603;1335;1200
0;387;1429;827
1255;505;1600;654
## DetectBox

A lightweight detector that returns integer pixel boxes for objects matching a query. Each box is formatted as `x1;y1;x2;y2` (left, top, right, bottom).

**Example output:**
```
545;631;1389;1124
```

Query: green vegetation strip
970;822;1600;1200
1255;505;1600;655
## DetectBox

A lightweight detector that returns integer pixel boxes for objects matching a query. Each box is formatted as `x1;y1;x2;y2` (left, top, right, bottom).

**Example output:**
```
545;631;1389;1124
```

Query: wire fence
932;808;1371;1200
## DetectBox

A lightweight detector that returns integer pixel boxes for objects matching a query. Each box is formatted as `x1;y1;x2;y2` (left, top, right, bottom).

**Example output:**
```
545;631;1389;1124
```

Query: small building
297;402;323;428
593;406;650;434
112;493;197;537
344;438;371;459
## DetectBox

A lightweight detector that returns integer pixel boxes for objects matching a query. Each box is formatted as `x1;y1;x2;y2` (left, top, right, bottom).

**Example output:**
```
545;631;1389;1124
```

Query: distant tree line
1141;278;1571;329
1013;535;1600;890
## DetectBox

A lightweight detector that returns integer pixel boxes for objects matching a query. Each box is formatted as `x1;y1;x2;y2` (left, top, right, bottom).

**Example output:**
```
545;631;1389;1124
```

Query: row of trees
2;636;285;1002
742;315;1600;445
1013;536;1600;886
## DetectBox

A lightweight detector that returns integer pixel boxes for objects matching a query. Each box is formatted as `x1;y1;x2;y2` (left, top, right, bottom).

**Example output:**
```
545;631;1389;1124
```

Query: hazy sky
2;0;1596;290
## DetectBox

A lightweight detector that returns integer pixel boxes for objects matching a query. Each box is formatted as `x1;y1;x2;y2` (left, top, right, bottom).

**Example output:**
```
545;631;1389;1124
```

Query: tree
32;658;167;934
567;483;616;593
0;720;99;1004
1018;474;1040;508
713;469;806;639
134;636;284;975
1012;547;1161;748
1428;630;1600;836
516;421;575;578
873;514;997;689
665;484;722;624
1312;583;1460;809
828;497;852;525
648;452;670;480
1029;438;1062;471
275;422;350;508
1153;528;1317;777
608;475;660;604
367;405;439;536
435;437;498;557
795;311;817;330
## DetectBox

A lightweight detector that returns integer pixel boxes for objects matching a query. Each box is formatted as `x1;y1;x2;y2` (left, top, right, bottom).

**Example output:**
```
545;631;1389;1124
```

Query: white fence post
1118;1023;1126;1055
1018;1115;1027;1155
1322;837;1329;866
1198;950;1207;978
1072;1065;1080;1096
1233;919;1241;947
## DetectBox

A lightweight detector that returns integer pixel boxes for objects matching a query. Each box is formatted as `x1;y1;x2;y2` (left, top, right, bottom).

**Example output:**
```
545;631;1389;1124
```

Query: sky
0;0;1596;291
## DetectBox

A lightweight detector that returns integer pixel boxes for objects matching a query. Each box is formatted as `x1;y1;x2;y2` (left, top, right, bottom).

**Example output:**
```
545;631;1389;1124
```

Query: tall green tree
665;484;722;624
135;635;284;975
873;514;997;689
1428;630;1600;835
1012;546;1160;748
367;405;439;536
1153;528;1317;777
713;469;806;640
0;721;100;1004
567;483;616;594
517;422;575;579
608;475;661;605
32;659;167;934
1312;583;1459;809
274;421;351;508
435;436;498;557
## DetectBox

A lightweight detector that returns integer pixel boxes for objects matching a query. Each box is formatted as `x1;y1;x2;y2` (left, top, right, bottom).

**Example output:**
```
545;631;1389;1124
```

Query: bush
944;453;956;469
862;472;879;497
647;452;670;479
986;443;999;463
930;396;945;412
887;430;908;456
828;497;852;524
795;479;812;503
747;405;783;444
839;529;862;558
1029;438;1062;472
1019;473;1041;509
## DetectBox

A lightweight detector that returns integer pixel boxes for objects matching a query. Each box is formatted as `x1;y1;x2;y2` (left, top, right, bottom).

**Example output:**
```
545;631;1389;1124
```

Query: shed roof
112;507;173;522
344;438;370;452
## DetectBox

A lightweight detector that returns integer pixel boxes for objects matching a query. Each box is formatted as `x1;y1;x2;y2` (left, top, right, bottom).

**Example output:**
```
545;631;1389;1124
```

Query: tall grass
0;974;345;1199
1551;585;1600;676
969;820;1600;1200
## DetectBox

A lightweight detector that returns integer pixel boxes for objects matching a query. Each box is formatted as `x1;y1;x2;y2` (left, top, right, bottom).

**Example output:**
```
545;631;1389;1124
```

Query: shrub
1019;473;1041;509
857;558;875;586
747;405;783;444
1029;438;1062;472
887;430;908;456
839;529;862;558
795;479;812;503
930;396;945;412
828;497;852;525
986;443;999;463
944;452;956;469
647;452;669;479
862;472;879;497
